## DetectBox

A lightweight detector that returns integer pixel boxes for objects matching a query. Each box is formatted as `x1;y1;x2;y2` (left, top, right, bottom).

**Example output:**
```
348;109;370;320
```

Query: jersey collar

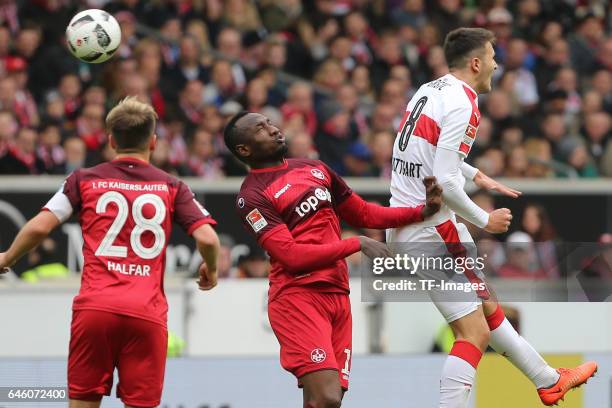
249;160;288;173
112;157;150;166
448;73;478;99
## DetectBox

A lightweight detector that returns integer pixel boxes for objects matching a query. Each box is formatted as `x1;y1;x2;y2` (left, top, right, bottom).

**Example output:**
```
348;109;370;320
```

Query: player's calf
449;307;490;353
301;370;343;408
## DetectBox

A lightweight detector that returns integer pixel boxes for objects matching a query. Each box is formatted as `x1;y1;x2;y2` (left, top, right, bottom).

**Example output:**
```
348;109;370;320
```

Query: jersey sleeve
173;181;217;235
236;188;284;243
321;163;353;206
42;171;81;222
437;103;478;158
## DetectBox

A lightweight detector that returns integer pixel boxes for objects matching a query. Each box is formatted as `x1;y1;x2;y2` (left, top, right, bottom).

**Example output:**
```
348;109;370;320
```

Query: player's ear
471;56;481;74
235;143;250;159
108;133;117;149
149;134;157;151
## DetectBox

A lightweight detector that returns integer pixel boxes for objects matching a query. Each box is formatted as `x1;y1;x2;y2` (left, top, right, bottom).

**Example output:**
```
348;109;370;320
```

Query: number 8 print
398;96;428;152
95;191;166;259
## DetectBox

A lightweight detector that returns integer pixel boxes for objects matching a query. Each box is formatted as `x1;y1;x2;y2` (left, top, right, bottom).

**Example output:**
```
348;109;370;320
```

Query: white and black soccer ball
66;9;121;64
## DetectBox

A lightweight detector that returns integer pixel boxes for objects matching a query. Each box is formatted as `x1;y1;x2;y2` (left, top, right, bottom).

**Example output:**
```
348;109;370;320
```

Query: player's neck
114;151;151;163
249;158;286;171
449;70;479;95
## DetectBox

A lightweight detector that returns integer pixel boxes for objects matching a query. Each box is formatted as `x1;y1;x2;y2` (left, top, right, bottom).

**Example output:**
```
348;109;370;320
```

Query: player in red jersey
0;97;220;408
224;111;442;408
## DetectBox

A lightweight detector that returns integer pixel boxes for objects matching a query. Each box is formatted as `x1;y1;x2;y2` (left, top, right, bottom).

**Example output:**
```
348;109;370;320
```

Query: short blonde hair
106;96;158;150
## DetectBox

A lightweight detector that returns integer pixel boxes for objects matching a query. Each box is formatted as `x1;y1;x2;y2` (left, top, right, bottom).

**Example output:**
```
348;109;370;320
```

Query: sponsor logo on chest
274;183;292;199
295;188;332;217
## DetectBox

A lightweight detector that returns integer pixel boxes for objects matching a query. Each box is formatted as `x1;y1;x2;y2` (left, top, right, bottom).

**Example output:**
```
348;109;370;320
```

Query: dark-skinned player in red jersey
224;111;443;408
0;97;220;408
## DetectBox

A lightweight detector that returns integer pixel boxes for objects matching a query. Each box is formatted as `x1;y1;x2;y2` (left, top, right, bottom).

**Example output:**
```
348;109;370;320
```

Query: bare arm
0;211;61;270
192;223;220;290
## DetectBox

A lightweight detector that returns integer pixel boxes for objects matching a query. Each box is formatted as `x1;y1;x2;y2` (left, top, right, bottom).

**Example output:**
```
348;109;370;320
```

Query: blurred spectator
504;145;528;178
568;13;605;76
582;112;611;167
524;138;554;178
501;38;539;110
76;103;106;151
580;233;612;280
0;110;17;151
287;131;317;160
0;126;44;174
498;231;546;279
166;36;209;100
343;142;373;177
236;250;269;278
61;136;87;175
243;77;270;112
36;120;64;173
177;79;205;129
203;59;239;107
519;203;560;278
591;70;612;114
368;131;393;179
58;74;81;120
534;39;570;98
315;99;355;174
215;27;247;90
185;128;224;179
557;136;599;177
281;81;316;137
223;0;262;32
0;0;608;182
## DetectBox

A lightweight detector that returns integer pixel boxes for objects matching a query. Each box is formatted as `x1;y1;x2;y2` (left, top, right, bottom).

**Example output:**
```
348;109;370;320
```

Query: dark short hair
443;28;496;70
223;110;250;158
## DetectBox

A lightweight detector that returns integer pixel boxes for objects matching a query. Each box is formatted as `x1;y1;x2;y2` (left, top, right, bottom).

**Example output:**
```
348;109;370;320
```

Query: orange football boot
537;361;598;406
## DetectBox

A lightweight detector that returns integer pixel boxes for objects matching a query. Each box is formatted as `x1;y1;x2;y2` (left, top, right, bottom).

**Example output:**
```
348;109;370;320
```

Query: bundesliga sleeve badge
246;209;268;232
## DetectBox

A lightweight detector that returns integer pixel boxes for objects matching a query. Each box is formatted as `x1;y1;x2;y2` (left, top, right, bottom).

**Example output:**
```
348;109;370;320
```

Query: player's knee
470;327;490;351
458;326;490;352
305;391;342;408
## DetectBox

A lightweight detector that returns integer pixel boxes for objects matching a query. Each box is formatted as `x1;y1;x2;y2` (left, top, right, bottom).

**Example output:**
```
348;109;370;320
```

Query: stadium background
0;0;610;407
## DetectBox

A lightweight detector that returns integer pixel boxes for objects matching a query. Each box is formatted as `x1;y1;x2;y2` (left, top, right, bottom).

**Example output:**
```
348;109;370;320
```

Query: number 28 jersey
390;73;481;226
44;158;216;327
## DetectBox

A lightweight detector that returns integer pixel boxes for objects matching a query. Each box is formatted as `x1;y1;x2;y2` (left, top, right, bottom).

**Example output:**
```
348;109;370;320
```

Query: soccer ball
66;9;121;64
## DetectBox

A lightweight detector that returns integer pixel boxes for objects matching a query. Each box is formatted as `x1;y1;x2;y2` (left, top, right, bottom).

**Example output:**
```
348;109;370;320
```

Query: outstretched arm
260;225;390;274
461;161;521;198
337;193;423;229
434;148;512;233
336;176;442;228
0;211;60;270
260;224;362;274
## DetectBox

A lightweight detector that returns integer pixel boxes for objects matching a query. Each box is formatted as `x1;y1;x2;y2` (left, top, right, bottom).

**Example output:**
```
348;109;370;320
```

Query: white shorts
387;219;490;323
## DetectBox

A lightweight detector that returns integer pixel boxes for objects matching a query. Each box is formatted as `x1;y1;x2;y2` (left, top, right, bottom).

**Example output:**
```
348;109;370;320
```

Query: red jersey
44;157;216;327
237;159;357;301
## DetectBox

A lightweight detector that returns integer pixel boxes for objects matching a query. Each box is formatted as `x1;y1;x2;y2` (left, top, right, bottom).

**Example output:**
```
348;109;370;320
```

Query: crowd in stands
0;0;610;282
0;0;609;178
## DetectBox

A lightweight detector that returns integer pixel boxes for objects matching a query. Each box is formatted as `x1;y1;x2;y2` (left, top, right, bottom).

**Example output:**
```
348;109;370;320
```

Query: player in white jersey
388;28;597;407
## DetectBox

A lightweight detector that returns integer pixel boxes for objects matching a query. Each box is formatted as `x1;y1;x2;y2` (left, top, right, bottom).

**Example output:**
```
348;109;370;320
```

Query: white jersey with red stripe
389;73;480;227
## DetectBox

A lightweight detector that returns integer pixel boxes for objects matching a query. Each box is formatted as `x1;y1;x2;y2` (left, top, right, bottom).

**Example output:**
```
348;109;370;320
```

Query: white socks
439;340;482;408
487;305;560;389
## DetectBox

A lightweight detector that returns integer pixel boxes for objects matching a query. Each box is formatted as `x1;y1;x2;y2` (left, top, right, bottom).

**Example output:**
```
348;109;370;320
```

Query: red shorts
68;310;167;407
268;291;352;390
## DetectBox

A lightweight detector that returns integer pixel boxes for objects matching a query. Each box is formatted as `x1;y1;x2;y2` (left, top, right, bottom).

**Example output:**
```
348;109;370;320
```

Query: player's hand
422;176;442;218
474;171;521;198
485;208;512;234
0;252;12;273
359;236;392;259
197;263;218;291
